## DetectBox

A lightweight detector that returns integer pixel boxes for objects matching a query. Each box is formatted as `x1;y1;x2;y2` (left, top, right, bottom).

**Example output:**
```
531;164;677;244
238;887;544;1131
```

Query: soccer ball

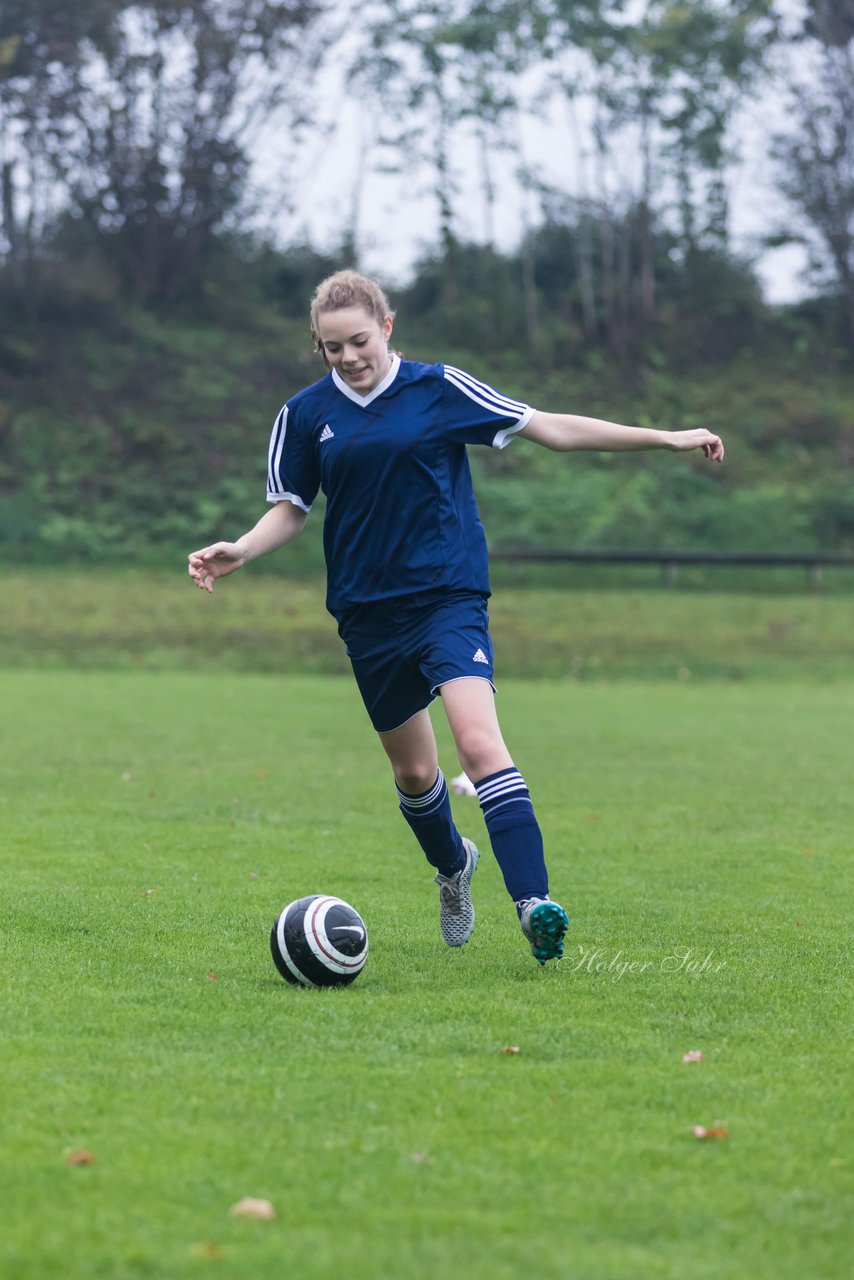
270;895;368;988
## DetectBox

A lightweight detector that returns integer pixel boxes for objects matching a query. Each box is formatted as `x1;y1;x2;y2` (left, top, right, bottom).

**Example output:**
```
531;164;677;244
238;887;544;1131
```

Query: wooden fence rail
490;548;854;587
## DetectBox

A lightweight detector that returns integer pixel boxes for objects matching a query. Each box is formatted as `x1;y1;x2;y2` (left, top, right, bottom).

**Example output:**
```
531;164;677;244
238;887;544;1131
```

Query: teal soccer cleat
517;897;569;964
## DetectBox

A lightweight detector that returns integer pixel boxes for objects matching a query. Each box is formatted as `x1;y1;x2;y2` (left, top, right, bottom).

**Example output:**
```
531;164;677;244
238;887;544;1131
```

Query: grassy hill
1;291;853;564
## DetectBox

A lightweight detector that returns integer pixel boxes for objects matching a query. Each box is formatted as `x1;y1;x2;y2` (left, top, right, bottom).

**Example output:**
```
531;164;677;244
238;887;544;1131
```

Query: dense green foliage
2;669;851;1278
1;240;852;563
1;5;851;563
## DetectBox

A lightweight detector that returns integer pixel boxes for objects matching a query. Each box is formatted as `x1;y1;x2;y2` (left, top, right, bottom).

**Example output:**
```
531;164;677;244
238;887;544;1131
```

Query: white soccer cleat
433;837;479;946
450;772;477;797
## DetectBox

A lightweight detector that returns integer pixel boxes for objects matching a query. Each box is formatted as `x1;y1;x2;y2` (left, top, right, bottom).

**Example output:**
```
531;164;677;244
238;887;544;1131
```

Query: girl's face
316;306;393;395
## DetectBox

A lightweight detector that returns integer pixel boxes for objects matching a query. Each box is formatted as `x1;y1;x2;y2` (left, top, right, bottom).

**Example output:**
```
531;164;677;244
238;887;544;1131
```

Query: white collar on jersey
331;353;401;406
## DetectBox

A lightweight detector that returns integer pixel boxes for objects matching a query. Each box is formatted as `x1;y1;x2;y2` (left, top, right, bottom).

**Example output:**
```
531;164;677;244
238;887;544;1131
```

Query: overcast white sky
274;113;806;304
257;16;809;304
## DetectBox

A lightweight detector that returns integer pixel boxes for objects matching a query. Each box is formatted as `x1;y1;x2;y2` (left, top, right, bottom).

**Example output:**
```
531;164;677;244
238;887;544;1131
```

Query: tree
352;0;608;352
0;1;330;301
771;2;854;337
530;1;776;354
352;1;509;297
0;2;128;293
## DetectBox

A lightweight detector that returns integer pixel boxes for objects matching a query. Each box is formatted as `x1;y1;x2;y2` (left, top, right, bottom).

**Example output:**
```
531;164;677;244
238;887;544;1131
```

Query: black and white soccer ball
270;895;368;988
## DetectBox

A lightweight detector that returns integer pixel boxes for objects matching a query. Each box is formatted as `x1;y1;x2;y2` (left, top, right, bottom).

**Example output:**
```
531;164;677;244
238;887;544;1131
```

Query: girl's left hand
667;429;725;462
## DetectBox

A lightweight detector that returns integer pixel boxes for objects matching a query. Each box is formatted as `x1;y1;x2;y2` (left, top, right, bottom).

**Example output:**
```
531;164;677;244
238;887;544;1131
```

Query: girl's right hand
188;542;245;593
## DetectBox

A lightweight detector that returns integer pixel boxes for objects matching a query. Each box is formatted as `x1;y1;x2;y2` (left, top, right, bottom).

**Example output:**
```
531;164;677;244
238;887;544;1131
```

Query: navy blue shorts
337;590;496;733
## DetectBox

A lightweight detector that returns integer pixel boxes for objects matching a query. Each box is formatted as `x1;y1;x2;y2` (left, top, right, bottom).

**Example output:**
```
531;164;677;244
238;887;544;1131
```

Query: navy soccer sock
474;766;549;902
397;770;466;878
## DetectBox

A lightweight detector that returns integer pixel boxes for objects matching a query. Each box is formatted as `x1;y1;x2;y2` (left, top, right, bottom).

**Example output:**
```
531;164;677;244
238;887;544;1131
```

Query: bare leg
437;677;513;781
439;676;551;906
378;708;465;879
377;708;439;794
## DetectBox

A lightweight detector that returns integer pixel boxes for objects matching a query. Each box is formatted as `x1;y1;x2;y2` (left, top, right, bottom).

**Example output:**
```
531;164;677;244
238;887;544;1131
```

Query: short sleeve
442;365;534;449
266;404;320;510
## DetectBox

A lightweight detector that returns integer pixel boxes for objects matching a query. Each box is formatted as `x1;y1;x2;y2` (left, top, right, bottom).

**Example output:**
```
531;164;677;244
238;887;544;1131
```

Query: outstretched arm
519;411;724;461
188;501;308;593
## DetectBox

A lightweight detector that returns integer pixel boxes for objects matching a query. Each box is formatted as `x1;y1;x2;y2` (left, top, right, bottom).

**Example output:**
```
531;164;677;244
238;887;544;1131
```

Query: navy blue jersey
266;355;533;617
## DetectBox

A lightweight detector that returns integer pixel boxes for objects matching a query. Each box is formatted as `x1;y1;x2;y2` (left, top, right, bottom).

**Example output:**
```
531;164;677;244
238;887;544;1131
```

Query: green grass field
4;565;854;679
2;652;852;1278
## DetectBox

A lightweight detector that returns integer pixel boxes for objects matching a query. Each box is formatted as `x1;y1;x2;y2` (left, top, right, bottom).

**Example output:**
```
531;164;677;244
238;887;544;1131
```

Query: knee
394;761;439;796
455;726;508;782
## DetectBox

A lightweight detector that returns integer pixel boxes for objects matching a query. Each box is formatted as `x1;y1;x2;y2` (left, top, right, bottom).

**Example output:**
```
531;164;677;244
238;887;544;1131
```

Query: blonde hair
310;269;395;360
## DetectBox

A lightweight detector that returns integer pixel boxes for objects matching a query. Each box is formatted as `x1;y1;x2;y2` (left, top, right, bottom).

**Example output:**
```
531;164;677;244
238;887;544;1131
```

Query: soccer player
188;269;724;966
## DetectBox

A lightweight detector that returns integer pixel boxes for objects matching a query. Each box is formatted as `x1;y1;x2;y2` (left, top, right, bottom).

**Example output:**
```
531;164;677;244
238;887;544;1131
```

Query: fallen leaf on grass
682;1050;704;1063
207;973;217;981
189;1242;223;1261
691;1125;730;1140
501;1045;521;1055
229;1197;276;1221
67;1149;95;1165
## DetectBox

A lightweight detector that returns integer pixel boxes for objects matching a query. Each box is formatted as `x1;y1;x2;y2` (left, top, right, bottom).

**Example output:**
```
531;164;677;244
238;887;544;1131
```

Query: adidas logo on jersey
472;648;489;664
319;424;334;442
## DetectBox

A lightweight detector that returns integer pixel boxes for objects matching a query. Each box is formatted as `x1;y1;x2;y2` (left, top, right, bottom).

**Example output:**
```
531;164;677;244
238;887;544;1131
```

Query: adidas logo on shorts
472;648;488;664
319;424;334;442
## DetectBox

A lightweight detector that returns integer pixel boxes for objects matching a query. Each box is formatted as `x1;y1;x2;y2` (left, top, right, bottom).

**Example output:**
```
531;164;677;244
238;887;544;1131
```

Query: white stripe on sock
479;795;534;817
397;770;446;812
475;772;527;805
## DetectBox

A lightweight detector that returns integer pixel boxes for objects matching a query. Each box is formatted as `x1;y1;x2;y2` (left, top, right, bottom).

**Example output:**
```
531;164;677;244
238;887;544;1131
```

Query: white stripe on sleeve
267;491;312;512
492;406;534;449
267;405;288;497
444;365;530;417
265;407;313;509
443;365;534;448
